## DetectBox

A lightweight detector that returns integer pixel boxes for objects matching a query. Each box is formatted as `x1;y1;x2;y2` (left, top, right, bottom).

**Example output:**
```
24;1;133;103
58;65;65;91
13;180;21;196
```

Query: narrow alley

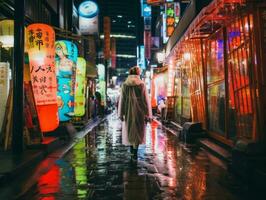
1;1;266;199
2;113;246;200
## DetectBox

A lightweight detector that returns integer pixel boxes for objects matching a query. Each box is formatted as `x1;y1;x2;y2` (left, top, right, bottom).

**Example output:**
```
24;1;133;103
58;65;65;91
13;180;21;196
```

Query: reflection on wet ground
19;114;245;199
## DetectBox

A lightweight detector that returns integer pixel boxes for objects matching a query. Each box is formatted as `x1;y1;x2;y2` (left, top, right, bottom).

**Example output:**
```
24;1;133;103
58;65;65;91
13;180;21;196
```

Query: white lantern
0;20;14;48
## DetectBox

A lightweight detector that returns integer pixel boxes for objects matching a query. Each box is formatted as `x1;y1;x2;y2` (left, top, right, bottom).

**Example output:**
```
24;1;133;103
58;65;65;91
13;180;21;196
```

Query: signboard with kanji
166;3;175;37
26;23;59;132
27;24;57;106
165;2;181;38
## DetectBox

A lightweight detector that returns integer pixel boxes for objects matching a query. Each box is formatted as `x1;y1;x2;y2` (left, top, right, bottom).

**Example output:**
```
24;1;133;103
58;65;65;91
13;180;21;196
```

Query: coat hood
124;75;143;86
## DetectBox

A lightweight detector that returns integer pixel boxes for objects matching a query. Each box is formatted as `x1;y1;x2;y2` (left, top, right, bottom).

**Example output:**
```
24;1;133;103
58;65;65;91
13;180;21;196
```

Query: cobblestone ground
20;113;245;200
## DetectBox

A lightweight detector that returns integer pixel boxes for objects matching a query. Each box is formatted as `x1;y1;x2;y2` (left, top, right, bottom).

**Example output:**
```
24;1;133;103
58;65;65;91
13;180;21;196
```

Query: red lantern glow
26;23;59;132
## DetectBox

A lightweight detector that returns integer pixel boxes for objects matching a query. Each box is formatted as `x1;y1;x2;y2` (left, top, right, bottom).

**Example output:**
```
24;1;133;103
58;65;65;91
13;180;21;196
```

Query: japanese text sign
26;23;57;106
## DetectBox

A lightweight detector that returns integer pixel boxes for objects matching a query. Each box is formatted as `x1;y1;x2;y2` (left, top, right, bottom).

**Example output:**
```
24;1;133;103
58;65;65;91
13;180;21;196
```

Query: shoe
130;146;134;154
130;154;137;164
133;148;138;160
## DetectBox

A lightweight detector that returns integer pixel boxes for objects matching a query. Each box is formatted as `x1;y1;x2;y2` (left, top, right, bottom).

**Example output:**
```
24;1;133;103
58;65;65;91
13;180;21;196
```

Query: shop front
0;0;98;151
151;68;168;114
166;0;266;146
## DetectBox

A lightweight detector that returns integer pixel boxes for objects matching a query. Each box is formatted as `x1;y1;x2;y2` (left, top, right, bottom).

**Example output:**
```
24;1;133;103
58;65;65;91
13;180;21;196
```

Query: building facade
164;0;266;149
0;0;98;152
97;0;141;73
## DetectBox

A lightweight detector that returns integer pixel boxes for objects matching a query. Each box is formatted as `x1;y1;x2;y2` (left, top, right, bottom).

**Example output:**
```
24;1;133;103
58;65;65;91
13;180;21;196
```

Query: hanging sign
143;4;151;18
111;38;116;69
144;31;151;59
166;3;175;37
55;40;78;121
138;45;146;69
174;2;181;24
74;57;86;117
78;1;99;35
97;64;106;106
162;14;168;43
165;2;181;38
104;17;111;59
26;23;59;132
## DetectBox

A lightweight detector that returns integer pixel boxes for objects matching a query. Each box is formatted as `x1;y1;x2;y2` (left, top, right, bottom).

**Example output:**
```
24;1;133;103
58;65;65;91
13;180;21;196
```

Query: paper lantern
55;40;78;121
26;23;59;132
0;20;14;48
74;57;86;117
96;64;106;106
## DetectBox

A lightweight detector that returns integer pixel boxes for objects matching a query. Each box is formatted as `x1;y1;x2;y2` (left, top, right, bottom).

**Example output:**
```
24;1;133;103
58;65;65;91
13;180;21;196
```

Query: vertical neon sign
55;40;78;121
26;23;59;132
74;57;86;117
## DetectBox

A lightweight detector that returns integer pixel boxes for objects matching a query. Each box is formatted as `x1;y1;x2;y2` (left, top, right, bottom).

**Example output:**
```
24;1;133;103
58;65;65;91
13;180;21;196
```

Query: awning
165;0;247;64
186;0;247;39
165;0;215;57
165;0;198;57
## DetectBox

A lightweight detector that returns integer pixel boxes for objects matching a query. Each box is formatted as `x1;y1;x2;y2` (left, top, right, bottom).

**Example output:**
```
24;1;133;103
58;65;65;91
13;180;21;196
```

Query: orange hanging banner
26;23;59;132
104;17;111;59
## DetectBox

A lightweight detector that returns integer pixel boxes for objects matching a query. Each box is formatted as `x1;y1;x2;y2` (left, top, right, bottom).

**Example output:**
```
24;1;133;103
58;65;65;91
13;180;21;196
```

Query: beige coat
118;75;152;146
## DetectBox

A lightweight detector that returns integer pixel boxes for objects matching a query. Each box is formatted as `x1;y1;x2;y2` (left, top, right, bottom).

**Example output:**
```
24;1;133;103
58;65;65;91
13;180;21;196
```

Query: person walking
157;99;167;123
118;66;152;160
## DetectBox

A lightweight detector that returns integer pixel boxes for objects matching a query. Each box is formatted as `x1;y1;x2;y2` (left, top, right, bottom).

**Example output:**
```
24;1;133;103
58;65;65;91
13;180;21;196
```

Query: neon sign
55;40;78;121
78;1;99;35
74;57;86;117
26;23;59;132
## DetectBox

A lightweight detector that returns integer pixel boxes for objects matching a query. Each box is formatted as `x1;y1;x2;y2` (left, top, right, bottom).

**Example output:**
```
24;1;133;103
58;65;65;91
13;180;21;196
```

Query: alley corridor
2;114;247;200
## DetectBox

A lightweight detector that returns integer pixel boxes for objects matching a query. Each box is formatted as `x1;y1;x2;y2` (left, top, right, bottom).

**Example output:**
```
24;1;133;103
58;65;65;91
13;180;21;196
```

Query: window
227;14;255;140
206;29;225;135
188;40;205;124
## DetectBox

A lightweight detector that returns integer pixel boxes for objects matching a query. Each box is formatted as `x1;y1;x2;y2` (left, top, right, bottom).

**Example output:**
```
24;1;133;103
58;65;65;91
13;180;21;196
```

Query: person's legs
161;108;165;122
132;144;139;159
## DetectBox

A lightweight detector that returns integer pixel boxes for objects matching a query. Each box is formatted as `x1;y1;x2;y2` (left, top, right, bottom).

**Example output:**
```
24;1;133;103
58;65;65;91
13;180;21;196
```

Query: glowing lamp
157;51;165;63
55;40;78;121
74;57;86;117
111;76;117;85
183;52;191;61
78;1;99;35
26;23;59;132
97;64;106;106
0;20;14;48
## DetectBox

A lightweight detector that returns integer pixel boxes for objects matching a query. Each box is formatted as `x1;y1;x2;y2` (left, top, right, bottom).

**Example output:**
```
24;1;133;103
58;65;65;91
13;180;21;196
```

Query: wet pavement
1;113;249;199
